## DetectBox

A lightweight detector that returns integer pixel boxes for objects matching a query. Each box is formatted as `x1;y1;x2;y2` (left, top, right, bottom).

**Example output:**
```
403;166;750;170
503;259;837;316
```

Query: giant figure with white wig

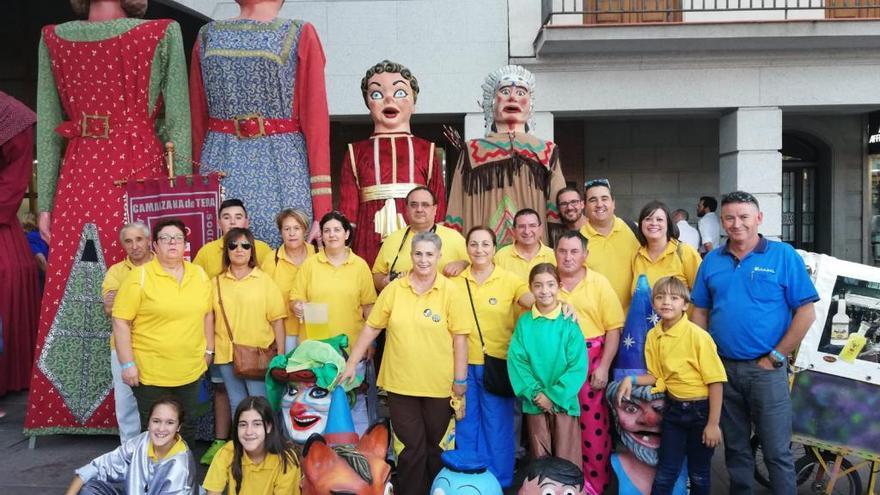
445;65;566;246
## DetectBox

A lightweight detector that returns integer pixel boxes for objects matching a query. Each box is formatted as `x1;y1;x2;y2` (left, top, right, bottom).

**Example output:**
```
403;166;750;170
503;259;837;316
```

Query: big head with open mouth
280;380;332;443
606;380;665;466
481;65;536;135
362;60;419;134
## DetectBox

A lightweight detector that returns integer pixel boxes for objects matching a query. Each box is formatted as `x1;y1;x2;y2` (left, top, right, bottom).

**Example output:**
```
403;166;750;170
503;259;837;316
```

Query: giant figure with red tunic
339;60;446;266
190;0;331;246
27;0;191;436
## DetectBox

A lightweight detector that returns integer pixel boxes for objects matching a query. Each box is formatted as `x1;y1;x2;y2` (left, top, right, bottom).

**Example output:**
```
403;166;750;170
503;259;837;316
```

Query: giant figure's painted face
607;382;664;466
492;84;531;133
366;71;415;134
280;381;332;443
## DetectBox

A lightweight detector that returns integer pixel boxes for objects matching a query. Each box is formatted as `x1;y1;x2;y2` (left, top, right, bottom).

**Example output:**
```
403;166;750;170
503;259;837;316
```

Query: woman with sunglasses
203;396;300;495
290;211;376;433
112;218;214;446
213;227;287;417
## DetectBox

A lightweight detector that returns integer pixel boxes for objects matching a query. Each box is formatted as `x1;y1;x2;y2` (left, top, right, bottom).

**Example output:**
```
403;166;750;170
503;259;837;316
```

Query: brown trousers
388;393;452;495
526;412;582;468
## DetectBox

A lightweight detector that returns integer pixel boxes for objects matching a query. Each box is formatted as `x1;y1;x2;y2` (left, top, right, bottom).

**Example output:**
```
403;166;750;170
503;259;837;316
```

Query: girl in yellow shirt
204;396;301;495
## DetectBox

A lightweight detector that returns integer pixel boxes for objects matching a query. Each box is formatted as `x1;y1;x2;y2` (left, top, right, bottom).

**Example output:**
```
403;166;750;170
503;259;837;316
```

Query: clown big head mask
361;60;419;134
280;371;332;443
481;65;535;135
518;457;590;495
605;380;664;466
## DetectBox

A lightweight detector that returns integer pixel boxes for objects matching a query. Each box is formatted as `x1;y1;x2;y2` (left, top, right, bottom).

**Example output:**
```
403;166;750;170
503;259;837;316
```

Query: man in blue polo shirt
691;191;818;495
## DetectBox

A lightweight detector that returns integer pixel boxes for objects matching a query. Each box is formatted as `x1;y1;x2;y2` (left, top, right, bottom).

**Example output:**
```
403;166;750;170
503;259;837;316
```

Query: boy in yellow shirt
615;276;726;495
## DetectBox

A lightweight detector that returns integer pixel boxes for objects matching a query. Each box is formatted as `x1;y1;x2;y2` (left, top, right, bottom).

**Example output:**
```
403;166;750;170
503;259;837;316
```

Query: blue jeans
217;363;268;418
653;399;714;495
110;350;141;442
721;358;794;495
455;364;516;487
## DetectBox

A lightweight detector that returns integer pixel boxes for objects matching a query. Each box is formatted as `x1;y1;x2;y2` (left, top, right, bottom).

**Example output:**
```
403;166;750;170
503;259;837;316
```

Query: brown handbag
216;277;277;380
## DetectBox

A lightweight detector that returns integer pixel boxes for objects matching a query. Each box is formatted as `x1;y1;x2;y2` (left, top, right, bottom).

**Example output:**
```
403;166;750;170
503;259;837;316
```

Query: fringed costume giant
445;65;565;246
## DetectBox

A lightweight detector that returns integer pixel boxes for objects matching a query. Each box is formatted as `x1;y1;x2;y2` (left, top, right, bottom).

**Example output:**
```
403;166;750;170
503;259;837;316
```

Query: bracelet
205;349;214;355
769;349;785;362
453;378;467;385
628;375;637;386
121;361;136;370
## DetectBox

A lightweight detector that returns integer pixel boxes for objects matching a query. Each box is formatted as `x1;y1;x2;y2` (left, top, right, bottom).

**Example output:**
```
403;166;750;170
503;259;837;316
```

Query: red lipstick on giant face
290;402;321;431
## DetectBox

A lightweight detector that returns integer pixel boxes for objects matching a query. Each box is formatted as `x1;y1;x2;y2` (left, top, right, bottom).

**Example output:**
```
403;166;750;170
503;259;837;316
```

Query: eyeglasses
408;201;434;209
157;234;185;244
227;242;252;251
558;199;583;208
584;178;611;190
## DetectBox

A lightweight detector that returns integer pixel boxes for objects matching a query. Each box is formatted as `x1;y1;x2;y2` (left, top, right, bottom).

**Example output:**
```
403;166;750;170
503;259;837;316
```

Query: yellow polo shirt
493;243;556;281
263;245;316;336
559;269;625;339
580;217;640;309
645;315;727;399
290;249;377;347
452;266;529;364
372;224;468;276
631;239;702;292
112;258;212;387
193;237;274;279
367;275;471;397
203;442;301;495
213;267;287;365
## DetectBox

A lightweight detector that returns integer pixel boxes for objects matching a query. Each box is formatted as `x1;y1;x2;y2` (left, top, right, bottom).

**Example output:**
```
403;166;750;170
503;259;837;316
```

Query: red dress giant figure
339;61;446;266
26;0;191;435
0;92;40;398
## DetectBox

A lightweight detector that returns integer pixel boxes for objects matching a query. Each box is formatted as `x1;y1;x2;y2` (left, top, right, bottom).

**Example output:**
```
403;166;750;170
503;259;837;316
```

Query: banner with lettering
125;174;222;260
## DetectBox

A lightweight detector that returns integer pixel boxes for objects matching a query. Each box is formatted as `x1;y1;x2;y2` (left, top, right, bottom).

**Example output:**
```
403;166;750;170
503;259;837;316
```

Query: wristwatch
766;349;785;368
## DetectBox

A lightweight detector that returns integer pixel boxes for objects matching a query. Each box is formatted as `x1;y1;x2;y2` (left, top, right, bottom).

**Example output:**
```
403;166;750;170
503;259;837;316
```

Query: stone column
719;107;783;238
464;111;555;141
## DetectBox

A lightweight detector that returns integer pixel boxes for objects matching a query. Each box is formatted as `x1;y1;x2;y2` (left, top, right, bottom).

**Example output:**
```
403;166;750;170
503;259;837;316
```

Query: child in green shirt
507;263;588;470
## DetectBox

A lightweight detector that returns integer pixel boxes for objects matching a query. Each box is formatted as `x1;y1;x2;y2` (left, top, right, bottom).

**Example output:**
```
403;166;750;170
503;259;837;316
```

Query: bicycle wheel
795;450;863;495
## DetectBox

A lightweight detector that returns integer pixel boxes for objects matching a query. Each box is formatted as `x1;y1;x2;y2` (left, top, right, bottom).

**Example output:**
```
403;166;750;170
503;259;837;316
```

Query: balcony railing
541;0;880;25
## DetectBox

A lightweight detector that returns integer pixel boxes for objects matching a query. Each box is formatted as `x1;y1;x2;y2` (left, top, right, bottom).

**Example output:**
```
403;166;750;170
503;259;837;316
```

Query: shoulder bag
465;279;515;397
216;277;277;379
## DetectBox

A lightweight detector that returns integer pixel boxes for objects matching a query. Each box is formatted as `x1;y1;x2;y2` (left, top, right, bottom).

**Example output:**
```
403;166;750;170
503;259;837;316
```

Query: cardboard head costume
430;450;503;495
362;60;419;134
518;457;590;495
605;381;663;466
301;422;392;495
481;64;535;135
267;336;362;444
